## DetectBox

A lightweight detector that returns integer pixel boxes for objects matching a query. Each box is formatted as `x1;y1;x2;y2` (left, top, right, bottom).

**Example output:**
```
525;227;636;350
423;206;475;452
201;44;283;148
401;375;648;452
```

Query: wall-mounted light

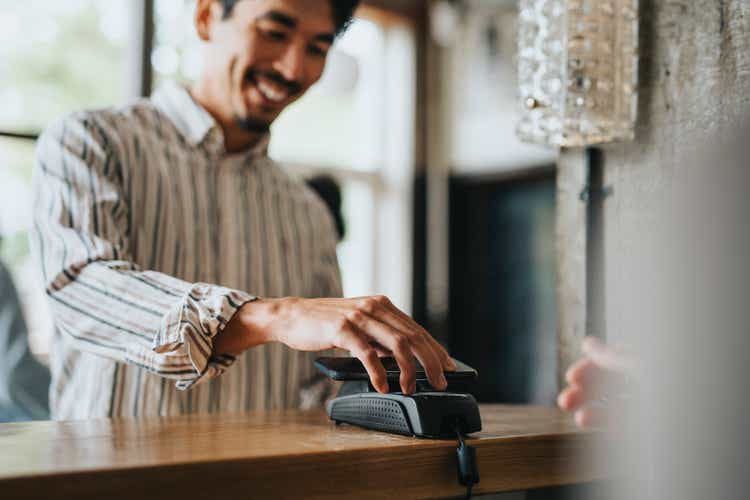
516;0;638;147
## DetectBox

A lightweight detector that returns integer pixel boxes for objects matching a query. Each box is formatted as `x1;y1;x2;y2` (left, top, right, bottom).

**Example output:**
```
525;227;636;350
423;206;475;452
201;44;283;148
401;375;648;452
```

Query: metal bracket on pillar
579;148;613;203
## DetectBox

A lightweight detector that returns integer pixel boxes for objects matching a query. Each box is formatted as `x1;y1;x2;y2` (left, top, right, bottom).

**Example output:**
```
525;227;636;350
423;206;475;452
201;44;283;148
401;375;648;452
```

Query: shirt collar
151;81;270;158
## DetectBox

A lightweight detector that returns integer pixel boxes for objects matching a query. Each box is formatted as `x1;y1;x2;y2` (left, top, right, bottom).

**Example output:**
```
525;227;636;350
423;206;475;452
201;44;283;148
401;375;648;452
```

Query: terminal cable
454;421;479;499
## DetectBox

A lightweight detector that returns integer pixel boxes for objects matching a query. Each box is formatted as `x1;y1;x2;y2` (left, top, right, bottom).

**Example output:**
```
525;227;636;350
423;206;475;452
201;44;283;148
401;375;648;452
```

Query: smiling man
192;0;338;151
32;0;454;420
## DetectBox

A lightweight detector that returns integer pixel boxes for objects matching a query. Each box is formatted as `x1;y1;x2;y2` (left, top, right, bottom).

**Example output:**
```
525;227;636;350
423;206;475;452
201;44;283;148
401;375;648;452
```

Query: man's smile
244;70;301;108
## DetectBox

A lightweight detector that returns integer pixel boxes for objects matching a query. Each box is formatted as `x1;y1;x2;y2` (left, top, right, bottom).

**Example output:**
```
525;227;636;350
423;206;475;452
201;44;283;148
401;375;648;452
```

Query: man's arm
34;112;455;394
213;193;457;395
32;113;257;390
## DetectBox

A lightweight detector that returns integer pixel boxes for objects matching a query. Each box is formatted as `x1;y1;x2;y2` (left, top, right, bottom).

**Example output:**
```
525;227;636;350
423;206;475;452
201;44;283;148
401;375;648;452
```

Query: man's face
202;0;335;133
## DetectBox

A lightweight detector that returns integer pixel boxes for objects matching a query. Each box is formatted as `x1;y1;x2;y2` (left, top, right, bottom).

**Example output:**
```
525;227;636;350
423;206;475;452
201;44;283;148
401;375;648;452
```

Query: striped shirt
31;83;342;420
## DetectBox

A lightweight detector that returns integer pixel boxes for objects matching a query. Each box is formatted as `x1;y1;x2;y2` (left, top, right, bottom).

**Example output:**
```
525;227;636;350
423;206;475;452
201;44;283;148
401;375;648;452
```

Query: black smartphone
314;356;478;382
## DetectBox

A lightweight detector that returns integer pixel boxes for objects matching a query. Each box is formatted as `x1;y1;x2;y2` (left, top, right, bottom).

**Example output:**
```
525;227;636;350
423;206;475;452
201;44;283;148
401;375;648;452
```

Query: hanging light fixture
516;0;639;147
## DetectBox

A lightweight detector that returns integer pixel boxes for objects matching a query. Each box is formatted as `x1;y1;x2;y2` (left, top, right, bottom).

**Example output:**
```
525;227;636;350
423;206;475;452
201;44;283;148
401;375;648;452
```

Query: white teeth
256;80;286;103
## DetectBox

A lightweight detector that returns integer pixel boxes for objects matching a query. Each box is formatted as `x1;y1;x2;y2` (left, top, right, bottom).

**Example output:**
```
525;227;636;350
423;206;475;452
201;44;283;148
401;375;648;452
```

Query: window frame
0;0;153;141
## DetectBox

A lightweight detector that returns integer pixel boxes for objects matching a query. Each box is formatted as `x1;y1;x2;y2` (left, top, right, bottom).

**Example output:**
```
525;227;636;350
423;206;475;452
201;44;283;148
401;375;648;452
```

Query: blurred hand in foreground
557;336;637;429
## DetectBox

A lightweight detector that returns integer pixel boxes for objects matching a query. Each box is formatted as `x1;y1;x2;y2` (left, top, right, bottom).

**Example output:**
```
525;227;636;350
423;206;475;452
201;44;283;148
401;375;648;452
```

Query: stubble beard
234;114;272;134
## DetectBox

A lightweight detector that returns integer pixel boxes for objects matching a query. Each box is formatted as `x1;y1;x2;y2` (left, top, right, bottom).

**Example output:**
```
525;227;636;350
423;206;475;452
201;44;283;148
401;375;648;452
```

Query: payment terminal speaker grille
329;396;412;435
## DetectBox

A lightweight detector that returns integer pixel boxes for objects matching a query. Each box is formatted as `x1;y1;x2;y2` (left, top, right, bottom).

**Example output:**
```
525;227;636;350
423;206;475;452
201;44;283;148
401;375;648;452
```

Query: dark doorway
449;167;557;404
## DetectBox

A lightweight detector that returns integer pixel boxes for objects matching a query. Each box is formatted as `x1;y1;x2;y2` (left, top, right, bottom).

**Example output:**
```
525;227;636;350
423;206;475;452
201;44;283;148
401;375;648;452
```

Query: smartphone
314;356;478;382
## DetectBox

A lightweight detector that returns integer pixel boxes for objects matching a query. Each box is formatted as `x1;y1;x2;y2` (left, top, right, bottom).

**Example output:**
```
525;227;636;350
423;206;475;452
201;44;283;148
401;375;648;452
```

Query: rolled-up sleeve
31;113;255;390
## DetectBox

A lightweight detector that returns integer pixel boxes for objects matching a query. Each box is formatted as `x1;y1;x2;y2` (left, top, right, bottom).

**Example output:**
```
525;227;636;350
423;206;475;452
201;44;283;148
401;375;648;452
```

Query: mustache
245;69;302;96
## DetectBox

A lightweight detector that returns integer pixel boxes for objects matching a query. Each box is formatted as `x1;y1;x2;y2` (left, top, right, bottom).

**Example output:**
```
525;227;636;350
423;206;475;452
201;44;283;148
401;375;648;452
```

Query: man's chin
234;115;272;134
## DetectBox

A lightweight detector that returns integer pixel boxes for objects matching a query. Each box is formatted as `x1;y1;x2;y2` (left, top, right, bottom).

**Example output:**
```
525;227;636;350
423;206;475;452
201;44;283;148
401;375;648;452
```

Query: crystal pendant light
516;0;639;147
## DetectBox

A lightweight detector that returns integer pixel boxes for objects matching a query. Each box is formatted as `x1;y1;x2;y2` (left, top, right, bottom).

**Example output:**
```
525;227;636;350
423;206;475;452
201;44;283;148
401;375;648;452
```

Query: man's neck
223;126;266;155
189;82;266;154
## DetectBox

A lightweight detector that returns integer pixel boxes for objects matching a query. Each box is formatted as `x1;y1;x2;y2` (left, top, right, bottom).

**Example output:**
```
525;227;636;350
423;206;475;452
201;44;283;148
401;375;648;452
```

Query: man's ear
195;0;225;41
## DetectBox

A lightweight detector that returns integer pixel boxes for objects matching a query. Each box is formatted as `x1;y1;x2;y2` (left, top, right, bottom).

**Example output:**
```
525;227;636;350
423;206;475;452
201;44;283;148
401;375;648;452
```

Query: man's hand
216;295;456;394
557;336;637;429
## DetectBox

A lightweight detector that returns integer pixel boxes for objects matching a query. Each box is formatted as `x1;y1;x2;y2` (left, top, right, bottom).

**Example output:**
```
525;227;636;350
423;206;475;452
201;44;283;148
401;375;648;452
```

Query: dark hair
305;175;345;241
219;0;360;36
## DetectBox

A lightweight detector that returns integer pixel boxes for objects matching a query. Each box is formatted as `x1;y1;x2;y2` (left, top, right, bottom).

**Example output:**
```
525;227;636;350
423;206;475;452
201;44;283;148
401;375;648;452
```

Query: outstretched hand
219;295;455;394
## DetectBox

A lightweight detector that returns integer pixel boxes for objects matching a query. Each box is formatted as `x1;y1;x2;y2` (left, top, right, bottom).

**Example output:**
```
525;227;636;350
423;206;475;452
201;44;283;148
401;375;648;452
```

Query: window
0;0;138;358
0;138;52;355
152;0;203;88
0;0;132;133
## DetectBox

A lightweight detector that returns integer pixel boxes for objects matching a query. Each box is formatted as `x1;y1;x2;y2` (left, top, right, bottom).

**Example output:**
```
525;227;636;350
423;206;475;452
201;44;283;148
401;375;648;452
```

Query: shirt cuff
151;283;256;390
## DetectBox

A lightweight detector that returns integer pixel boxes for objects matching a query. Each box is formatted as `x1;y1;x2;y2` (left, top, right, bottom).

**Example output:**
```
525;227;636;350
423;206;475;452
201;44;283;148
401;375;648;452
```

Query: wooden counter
0;405;605;499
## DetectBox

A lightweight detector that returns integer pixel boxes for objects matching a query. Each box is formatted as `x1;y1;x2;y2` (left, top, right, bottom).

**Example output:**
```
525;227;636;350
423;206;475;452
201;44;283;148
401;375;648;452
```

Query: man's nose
274;41;306;85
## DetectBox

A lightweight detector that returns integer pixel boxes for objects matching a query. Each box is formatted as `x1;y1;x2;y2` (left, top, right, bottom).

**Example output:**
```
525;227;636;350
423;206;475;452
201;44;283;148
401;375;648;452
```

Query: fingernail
448;359;457;370
439;374;447;389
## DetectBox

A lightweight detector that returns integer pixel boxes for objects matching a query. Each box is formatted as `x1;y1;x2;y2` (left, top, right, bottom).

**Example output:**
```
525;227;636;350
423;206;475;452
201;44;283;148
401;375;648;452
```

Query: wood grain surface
0;405;606;499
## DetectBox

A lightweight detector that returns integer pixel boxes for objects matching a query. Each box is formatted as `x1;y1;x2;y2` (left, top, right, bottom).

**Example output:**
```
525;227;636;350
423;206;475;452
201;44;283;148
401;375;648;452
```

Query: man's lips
244;72;301;107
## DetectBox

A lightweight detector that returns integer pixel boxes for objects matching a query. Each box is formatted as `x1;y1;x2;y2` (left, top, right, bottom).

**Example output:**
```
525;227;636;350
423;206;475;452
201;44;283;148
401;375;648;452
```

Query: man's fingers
387;301;455;369
333;327;388;394
370;297;456;372
369;343;392;357
424;334;456;371
348;311;416;393
384;341;416;394
409;337;447;391
350;310;445;392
